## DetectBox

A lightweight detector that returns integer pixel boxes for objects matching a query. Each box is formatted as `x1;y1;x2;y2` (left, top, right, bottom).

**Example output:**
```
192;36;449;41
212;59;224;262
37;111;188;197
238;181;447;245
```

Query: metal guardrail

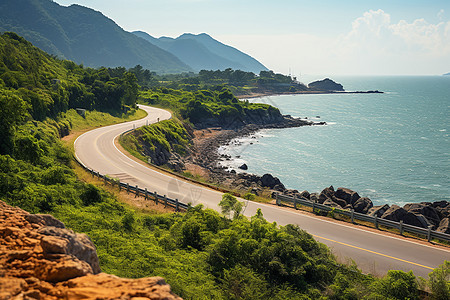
85;169;188;211
276;194;450;243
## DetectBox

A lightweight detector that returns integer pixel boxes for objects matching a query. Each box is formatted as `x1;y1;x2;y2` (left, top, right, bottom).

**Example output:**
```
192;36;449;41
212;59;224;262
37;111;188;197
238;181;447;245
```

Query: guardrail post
91;169;94;178
427;226;432;242
154;191;158;204
135;185;139;198
275;193;280;206
399;220;403;235
375;216;379;229
293;197;297;210
145;188;148;200
312;202;315;213
176;199;179;212
126;183;129;193
351;208;354;223
164;195;167;208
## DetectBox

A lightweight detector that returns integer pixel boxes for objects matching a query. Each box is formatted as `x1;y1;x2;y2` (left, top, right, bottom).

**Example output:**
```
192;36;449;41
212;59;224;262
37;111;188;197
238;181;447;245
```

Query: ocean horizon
219;75;450;206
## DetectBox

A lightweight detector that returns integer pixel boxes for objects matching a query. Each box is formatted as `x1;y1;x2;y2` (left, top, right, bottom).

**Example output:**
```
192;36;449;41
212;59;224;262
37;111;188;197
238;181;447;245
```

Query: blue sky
55;0;450;75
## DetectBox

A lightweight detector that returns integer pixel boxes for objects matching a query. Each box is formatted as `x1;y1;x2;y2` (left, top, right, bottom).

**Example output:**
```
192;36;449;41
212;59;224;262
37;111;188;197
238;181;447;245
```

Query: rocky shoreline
173;116;450;235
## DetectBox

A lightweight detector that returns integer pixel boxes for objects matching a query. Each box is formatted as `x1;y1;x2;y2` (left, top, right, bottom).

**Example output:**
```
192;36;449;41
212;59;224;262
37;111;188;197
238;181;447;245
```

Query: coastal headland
124;81;449;238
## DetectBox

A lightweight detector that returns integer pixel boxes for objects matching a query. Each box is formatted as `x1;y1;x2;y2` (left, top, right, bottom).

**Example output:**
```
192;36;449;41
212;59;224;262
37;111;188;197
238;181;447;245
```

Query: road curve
74;105;449;277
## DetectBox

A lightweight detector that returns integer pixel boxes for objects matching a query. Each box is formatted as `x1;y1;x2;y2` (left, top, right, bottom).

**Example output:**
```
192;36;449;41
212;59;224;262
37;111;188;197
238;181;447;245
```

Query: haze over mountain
0;0;191;73
133;31;268;73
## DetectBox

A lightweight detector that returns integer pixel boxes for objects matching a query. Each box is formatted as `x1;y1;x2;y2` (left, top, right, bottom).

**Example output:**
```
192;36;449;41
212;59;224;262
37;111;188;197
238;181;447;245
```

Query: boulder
368;204;390;217
403;212;433;229
319;186;335;204
323;199;342;209
381;205;407;222
437;218;450;234
335;188;360;206
260;173;285;190
331;197;347;208
353;197;373;214
433;201;450;219
310;193;320;203
239;163;248;170
403;203;441;227
38;226;101;274
299;190;310;199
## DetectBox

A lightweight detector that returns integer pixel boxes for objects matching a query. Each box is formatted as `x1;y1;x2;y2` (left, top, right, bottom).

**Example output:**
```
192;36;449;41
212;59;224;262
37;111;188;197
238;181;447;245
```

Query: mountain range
133;31;268;73
0;0;267;74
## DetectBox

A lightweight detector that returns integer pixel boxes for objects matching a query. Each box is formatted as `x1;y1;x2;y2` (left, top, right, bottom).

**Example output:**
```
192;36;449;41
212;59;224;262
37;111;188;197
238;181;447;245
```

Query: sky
54;0;450;76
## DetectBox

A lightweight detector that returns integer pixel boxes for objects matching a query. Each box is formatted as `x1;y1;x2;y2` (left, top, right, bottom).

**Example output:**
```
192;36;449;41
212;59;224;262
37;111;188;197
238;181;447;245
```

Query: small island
444;72;450;76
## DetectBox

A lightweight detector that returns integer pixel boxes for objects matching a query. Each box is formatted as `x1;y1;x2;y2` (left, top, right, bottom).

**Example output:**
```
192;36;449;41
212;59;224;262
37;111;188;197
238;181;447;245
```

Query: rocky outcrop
353;197;373;214
335;188;360;206
437;218;450;234
0;200;181;300
404;203;441;228
380;205;407;222
308;78;344;92
260;173;284;190
368;204;390;217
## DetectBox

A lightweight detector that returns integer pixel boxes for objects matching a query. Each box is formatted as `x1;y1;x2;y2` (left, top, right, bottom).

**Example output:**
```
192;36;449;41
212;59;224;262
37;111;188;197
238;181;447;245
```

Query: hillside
134;31;268;73
0;0;191;73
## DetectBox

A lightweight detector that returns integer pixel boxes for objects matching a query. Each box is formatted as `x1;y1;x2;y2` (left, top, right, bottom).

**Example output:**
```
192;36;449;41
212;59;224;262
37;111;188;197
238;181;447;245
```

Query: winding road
74;105;449;277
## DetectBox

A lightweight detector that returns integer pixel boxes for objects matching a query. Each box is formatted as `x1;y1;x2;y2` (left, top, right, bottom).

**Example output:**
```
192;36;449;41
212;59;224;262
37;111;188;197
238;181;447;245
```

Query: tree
0;90;29;154
219;193;244;219
122;72;139;106
427;261;450;300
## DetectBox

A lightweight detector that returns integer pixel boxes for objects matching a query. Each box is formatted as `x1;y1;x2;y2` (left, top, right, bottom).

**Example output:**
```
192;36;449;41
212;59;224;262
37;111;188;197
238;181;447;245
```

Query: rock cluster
0;200;181;300
282;186;450;233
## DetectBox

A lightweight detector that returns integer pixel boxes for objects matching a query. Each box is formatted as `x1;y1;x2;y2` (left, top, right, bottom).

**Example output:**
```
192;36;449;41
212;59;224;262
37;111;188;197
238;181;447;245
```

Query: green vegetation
0;0;191;73
140;87;281;127
150;68;308;96
121;118;192;164
1;32;449;300
219;193;244;219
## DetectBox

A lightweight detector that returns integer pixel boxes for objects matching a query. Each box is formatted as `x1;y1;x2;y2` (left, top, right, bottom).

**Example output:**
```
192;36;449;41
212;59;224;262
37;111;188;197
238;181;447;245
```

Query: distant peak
178;33;212;39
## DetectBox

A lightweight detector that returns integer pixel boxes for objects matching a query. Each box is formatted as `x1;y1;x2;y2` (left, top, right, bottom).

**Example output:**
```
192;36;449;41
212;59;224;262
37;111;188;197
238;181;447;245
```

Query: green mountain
133;31;268;73
0;0;191;73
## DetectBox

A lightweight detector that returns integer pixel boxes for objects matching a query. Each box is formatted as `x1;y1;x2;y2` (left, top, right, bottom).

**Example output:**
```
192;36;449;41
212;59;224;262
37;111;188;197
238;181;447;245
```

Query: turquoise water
221;76;450;206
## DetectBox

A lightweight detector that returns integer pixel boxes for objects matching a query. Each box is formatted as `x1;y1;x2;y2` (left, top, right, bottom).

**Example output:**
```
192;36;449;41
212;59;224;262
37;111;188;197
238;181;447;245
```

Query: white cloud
222;9;450;75
438;9;445;21
334;9;450;74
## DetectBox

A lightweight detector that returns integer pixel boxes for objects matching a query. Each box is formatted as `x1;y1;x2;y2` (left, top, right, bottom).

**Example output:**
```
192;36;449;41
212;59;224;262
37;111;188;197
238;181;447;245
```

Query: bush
81;184;103;206
219;193;244;219
370;270;418;299
428;261;450;300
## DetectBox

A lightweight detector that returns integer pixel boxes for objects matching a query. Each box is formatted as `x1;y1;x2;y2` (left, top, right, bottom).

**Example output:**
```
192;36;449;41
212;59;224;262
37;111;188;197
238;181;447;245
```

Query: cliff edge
0;200;181;300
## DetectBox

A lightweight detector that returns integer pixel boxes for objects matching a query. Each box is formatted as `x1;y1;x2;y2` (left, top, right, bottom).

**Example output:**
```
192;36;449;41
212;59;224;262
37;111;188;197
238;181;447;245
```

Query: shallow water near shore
221;76;450;206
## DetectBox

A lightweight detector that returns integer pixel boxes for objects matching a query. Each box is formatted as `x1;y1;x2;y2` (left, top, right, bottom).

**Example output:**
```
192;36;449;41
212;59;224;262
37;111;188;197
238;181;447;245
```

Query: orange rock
0;200;181;299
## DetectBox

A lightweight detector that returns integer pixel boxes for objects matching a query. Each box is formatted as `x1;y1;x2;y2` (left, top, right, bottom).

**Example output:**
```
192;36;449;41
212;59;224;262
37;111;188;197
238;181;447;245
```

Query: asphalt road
74;105;449;278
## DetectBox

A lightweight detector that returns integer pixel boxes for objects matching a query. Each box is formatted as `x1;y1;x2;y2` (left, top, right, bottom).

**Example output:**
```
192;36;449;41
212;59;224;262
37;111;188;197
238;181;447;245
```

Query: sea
219;76;450;206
